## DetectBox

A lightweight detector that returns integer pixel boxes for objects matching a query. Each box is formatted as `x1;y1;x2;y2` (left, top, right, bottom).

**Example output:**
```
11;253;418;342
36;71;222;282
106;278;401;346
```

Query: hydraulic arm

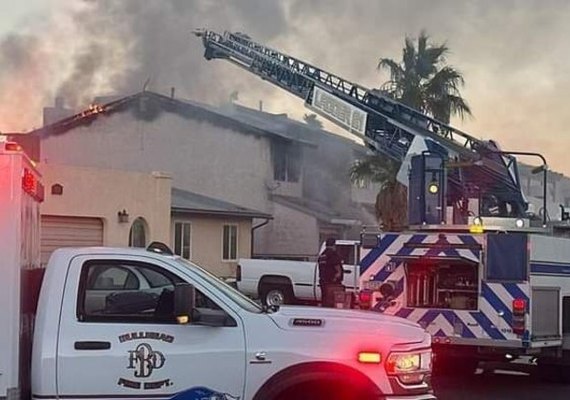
194;29;527;220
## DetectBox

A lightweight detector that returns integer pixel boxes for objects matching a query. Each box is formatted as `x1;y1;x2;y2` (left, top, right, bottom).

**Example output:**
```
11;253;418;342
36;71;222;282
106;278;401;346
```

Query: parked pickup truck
11;247;435;400
237;240;361;307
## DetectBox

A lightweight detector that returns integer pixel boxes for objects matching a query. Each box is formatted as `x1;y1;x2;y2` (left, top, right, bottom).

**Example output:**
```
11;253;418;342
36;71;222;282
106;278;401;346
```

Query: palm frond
349;155;399;188
377;58;404;81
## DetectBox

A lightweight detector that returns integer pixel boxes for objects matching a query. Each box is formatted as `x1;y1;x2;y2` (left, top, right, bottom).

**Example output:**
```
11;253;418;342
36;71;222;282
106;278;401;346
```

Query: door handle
74;341;111;350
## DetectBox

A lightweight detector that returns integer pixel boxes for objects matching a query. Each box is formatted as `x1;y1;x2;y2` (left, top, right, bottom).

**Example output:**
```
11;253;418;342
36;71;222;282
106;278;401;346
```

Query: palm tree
350;31;471;230
378;30;471;124
350;156;408;231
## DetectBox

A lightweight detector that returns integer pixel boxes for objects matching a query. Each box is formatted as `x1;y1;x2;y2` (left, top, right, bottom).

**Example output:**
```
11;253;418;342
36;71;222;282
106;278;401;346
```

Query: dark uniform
318;239;343;307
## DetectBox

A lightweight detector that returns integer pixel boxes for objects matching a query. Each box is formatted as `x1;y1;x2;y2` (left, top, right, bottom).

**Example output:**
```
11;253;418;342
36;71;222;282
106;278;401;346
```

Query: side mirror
174;283;195;324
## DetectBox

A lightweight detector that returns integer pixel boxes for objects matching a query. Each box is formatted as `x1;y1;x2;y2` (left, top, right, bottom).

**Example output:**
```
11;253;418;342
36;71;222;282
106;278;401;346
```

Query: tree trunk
375;182;408;231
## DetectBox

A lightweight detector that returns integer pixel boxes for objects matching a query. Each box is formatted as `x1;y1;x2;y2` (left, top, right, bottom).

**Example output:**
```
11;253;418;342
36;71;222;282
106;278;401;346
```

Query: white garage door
41;216;104;266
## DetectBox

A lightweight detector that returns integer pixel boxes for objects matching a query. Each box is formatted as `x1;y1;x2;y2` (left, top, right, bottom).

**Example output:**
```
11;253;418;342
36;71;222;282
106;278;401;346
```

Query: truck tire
253;362;381;400
276;380;376;400
260;284;293;307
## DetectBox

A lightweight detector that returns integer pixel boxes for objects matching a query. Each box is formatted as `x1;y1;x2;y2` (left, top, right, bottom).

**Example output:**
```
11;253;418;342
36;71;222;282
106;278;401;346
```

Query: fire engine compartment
405;260;479;310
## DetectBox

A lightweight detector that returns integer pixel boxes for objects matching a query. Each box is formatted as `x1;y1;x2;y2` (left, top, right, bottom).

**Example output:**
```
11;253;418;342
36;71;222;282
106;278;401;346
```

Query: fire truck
195;29;570;379
0;137;44;399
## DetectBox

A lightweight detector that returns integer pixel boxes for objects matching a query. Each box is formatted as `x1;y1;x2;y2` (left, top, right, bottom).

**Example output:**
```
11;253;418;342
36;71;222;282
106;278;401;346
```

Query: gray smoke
0;0;289;131
67;0;288;101
1;0;570;175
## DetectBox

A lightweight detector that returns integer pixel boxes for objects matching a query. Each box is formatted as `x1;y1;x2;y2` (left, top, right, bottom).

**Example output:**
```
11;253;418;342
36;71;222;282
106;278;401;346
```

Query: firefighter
318;238;343;307
375;282;396;312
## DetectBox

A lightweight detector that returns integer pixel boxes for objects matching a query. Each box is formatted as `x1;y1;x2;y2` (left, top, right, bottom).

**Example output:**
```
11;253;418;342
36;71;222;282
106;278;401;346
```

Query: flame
78;103;105;118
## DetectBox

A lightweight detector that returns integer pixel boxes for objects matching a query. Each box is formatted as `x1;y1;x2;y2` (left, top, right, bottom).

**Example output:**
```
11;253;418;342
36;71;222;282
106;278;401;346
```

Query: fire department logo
117;331;174;390
128;343;165;378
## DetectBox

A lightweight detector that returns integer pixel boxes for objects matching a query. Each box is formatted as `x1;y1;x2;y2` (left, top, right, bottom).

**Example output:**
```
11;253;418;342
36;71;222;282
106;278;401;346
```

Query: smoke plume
1;0;570;175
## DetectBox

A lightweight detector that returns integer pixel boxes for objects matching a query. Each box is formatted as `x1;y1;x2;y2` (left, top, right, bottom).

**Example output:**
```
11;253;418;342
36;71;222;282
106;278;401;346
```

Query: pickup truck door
56;255;245;400
337;243;359;292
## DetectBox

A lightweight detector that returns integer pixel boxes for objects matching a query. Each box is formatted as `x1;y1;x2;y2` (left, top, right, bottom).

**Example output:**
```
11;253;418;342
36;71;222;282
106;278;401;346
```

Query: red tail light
359;290;372;309
513;299;526;312
236;265;242;282
5;142;22;152
512;298;527;335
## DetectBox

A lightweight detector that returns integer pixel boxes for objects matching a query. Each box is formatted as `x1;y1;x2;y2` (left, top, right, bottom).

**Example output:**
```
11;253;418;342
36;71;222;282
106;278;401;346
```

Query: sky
0;0;569;174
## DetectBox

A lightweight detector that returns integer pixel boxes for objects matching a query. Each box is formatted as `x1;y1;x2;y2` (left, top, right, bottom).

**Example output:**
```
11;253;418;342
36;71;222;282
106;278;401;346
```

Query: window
174;222;191;259
271;140;301;182
222;224;238;261
90;265;140;290
335;244;357;265
77;260;223;324
129;218;147;248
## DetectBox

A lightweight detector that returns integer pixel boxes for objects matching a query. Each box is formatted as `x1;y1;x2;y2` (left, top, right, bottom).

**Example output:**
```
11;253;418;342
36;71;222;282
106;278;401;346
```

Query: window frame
271;140;301;183
76;260;183;324
222;224;239;262
173;220;192;260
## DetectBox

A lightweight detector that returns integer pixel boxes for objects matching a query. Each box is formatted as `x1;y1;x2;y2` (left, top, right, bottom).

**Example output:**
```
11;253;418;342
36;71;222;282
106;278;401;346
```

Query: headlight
385;350;432;385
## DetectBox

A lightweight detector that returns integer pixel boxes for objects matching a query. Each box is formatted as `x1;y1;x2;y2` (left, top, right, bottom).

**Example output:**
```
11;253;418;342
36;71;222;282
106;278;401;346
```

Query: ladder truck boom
194;29;527;221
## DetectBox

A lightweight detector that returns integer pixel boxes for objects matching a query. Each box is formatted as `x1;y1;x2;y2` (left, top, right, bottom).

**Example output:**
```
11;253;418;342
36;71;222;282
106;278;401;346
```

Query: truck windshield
175;258;262;313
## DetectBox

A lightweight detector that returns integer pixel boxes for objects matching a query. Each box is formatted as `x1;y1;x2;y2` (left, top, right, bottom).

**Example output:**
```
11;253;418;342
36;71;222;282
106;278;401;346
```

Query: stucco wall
38;101;380;258
255;202;320;259
171;214;252;277
39;164;172;246
40;109;272;213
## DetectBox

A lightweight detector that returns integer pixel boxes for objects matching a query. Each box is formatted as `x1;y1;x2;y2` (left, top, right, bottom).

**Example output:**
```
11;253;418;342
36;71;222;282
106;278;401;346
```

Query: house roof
29;91;318;146
172;187;272;219
271;194;376;226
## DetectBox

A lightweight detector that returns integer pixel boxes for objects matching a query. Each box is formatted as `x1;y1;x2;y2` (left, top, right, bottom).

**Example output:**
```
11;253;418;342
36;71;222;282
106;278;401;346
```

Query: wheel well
258;275;293;293
252;361;381;400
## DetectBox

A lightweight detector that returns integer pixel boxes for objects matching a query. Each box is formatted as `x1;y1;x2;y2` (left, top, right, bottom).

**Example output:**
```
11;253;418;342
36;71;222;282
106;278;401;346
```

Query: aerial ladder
193;29;528;225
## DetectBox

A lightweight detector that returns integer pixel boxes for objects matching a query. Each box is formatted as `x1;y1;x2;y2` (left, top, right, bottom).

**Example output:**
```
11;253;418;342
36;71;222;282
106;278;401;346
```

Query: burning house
25;91;377;275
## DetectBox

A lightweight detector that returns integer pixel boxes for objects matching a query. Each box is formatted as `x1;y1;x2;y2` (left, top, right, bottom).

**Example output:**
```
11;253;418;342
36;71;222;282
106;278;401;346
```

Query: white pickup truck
22;247;435;400
237;240;360;307
2;140;438;400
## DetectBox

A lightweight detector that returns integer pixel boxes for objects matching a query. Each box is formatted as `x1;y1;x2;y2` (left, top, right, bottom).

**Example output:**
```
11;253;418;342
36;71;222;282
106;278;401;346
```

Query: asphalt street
433;365;569;400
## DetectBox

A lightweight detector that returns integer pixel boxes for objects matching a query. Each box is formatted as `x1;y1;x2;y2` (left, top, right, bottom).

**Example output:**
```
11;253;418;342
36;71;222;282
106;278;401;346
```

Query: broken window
271;140;301;182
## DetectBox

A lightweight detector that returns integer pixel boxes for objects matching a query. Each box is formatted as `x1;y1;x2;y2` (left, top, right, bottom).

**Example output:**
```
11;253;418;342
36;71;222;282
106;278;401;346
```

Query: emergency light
5;142;23;152
428;181;439;194
512;298;527;336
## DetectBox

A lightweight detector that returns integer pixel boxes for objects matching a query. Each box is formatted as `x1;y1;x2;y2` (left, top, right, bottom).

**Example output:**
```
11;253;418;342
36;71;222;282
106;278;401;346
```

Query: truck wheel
276;381;375;400
261;285;293;307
